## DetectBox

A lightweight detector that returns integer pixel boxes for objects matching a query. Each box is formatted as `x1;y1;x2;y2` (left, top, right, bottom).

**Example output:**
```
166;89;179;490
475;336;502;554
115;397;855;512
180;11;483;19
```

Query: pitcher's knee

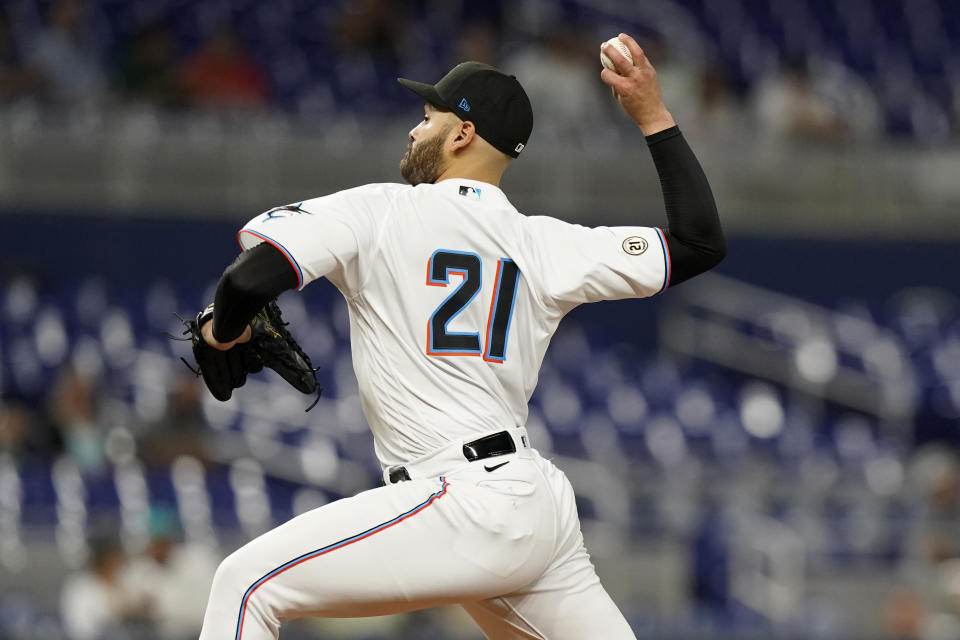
209;549;284;632
208;550;250;602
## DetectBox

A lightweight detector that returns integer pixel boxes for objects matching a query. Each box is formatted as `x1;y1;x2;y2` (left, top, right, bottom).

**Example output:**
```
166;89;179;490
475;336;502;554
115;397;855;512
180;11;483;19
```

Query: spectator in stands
884;448;960;639
752;55;849;142
27;0;107;107
502;26;607;145
60;534;149;640
179;26;271;111
0;396;58;460
122;509;219;638
883;588;924;640
49;366;106;473
114;19;183;108
330;0;407;109
908;448;960;566
0;398;29;455
454;22;501;67
0;10;43;103
138;372;210;468
691;64;744;139
335;0;403;61
453;3;503;66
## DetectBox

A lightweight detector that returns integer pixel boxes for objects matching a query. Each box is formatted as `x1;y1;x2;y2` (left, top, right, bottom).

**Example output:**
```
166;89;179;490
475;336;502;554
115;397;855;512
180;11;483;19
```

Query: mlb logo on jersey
458;185;482;200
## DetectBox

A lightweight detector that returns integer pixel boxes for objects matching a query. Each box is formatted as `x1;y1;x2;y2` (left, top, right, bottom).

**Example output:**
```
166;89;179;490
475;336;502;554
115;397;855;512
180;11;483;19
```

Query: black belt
387;430;517;484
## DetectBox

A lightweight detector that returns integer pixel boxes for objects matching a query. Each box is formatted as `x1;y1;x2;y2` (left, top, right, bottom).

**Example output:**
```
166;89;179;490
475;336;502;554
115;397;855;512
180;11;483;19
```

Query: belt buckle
462;431;516;462
387;466;411;484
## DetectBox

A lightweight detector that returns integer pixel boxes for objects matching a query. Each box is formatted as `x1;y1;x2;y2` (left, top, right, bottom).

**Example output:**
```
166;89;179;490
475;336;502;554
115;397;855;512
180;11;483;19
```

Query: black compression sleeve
211;242;299;343
646;125;726;287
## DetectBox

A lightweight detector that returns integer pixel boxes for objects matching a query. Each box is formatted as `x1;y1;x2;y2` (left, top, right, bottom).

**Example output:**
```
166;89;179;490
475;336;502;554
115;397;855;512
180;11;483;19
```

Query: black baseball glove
173;301;322;410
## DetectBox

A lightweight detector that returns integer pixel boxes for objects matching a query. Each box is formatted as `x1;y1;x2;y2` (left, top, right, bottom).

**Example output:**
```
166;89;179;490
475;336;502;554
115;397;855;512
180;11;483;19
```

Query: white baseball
600;36;633;71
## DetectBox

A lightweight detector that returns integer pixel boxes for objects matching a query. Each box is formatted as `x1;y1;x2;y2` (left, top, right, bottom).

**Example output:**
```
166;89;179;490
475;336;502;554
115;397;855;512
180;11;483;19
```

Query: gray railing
1;106;958;240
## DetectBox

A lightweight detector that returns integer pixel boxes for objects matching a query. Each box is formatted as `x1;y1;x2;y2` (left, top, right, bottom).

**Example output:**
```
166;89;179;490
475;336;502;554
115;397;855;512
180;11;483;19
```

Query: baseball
600;36;633;71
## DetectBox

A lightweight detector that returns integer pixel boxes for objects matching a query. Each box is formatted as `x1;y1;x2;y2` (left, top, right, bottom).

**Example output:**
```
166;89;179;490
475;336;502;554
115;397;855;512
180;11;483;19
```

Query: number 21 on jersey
426;250;520;363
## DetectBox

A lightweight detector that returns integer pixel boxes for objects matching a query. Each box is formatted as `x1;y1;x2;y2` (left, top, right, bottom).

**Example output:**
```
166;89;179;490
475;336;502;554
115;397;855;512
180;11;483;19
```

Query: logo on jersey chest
458;185;482;200
622;236;648;255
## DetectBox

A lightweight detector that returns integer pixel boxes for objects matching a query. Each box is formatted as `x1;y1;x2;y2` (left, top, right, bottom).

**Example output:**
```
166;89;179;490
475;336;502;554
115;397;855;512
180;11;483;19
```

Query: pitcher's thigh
200;476;548;640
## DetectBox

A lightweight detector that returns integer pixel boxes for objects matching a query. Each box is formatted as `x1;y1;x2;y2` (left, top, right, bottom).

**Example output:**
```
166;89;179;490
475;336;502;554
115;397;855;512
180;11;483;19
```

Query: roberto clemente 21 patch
622;236;648;255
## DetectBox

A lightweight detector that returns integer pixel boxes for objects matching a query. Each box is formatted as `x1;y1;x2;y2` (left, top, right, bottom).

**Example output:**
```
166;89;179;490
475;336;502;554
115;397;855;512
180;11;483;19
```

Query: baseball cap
398;62;533;159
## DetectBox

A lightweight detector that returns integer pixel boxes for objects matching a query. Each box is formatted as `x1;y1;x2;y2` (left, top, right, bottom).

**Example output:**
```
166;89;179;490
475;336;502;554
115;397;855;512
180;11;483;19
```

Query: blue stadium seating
5;0;958;136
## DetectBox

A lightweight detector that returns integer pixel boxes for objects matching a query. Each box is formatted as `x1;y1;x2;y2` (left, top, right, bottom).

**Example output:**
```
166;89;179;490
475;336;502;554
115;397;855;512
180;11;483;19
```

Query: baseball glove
172;301;322;410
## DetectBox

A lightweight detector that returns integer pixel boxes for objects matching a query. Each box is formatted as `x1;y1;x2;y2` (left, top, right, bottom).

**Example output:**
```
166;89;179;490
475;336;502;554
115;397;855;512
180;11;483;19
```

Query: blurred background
1;0;959;638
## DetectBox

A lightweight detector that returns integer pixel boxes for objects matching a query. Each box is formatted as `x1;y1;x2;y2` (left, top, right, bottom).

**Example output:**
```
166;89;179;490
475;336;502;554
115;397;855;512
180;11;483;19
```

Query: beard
399;128;449;186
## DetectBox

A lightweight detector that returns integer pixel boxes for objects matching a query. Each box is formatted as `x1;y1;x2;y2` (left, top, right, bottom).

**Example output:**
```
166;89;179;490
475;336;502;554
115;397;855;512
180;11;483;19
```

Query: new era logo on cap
458;98;470;111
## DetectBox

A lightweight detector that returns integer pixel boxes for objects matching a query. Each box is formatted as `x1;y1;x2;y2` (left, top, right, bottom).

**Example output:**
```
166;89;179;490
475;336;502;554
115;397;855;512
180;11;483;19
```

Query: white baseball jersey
238;178;669;468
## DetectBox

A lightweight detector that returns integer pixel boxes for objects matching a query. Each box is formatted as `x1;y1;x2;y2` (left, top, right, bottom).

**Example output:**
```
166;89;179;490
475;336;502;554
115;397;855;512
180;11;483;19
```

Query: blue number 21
426;250;520;363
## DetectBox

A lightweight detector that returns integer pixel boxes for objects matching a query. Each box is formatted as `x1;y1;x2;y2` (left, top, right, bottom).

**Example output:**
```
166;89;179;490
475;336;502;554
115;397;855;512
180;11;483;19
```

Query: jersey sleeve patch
621;236;649;255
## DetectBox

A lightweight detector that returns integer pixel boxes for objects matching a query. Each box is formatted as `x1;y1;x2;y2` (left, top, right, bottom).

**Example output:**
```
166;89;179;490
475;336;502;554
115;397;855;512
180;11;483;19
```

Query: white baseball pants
199;430;635;639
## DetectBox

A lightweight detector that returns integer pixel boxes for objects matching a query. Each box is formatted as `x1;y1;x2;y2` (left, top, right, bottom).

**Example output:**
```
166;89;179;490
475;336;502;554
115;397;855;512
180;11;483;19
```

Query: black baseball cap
398;62;533;159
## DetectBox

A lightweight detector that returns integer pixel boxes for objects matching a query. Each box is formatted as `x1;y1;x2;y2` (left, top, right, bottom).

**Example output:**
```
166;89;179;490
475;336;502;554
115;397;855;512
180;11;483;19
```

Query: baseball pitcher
192;34;725;639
